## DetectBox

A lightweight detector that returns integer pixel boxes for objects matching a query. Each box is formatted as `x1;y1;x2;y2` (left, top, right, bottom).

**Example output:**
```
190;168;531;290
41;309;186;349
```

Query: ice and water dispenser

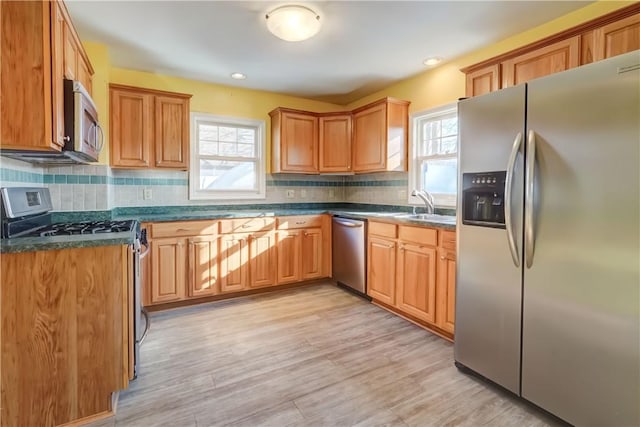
461;171;506;229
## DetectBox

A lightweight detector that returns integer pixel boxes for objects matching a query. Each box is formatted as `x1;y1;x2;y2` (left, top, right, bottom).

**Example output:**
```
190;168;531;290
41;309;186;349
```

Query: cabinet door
437;249;456;334
301;228;323;280
502;36;580;88
352;103;387;172
187;236;218;298
151;237;186;304
62;22;77;79
155;95;190;169
593;14;640;61
465;64;500;97
280;112;318;173
367;236;396;306
277;230;301;284
110;87;154;168
249;232;277;288
396;242;437;324
77;56;93;95
319;114;352;172
219;234;249;293
51;1;66;149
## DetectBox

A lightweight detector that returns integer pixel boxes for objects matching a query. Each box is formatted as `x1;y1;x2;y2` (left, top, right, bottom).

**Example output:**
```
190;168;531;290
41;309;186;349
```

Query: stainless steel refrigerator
455;50;640;426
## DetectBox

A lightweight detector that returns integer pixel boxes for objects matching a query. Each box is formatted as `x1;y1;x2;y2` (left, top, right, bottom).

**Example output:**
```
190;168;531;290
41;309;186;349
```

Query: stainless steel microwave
2;80;103;164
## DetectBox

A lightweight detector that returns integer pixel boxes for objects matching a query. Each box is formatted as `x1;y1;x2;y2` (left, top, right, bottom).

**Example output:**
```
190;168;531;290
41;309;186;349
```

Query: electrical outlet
143;188;153;200
286;189;295;198
300;189;307;198
398;189;407;200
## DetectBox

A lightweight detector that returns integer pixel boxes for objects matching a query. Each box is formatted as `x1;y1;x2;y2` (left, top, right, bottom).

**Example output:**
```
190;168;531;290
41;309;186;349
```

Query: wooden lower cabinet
396;243;437;324
151;237;187;303
277;230;301;284
437;248;456;334
301;228;323;280
188;235;219;297
367;236;396;306
367;221;456;339
249;232;277;288
219;233;249;293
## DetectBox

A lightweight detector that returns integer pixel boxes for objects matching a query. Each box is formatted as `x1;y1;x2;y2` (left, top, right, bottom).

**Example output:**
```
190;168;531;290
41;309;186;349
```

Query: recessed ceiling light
230;72;246;80
423;57;443;66
265;5;321;42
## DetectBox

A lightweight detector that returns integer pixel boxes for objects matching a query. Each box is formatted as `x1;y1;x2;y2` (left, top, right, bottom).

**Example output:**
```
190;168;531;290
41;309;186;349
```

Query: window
409;104;458;207
189;113;266;200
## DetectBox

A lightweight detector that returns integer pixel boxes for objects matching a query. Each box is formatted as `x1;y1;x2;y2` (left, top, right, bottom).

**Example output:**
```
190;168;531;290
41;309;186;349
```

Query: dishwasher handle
333;218;364;228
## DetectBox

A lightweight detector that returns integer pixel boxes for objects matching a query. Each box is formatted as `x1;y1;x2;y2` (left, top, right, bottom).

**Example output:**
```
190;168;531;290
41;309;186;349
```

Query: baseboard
372;299;454;342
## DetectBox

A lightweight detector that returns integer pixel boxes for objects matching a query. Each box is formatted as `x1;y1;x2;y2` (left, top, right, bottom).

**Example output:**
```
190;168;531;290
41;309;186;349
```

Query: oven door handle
505;132;521;268
139;308;150;344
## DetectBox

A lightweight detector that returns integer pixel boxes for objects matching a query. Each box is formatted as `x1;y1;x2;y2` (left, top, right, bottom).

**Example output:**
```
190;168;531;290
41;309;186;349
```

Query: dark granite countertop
2;204;455;253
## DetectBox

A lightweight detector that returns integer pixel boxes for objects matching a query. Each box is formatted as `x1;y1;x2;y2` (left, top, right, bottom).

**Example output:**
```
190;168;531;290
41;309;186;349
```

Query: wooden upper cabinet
270;108;319;173
319;114;352;172
352;98;409;173
110;87;154;168
0;1;93;152
155;95;190;169
502;36;580;88
593;14;640;61
62;22;78;80
465;64;500;97
110;84;191;170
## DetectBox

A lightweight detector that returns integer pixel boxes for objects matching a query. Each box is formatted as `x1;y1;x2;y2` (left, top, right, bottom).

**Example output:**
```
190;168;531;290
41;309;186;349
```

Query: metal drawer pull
295;221;306;224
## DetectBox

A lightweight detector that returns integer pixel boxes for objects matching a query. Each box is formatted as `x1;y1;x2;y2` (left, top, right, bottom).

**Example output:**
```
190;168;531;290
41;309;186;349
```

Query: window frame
408;103;458;208
189;112;266;200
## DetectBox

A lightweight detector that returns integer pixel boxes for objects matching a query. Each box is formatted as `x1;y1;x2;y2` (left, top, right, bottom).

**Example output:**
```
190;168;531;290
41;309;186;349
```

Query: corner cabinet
110;84;191;170
462;4;640;97
319;113;353;172
352;98;409;173
1;0;94;152
270;108;319;173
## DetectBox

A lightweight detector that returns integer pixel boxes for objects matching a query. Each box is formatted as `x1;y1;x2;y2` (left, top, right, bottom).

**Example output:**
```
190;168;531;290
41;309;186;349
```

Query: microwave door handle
96;123;105;153
505;132;522;268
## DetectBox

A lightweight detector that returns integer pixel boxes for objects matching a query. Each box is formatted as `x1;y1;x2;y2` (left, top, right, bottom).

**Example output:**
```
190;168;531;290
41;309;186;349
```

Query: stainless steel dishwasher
332;217;368;296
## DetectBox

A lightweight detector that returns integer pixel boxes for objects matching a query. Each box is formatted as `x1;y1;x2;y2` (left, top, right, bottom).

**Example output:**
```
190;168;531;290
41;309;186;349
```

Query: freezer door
455;85;525;394
522;51;640;426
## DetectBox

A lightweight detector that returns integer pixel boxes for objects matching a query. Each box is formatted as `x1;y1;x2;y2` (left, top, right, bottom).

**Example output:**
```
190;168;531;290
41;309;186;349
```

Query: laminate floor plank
88;283;561;427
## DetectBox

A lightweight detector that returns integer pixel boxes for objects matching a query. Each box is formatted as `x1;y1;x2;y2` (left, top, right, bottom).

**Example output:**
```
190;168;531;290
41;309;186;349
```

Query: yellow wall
347;1;634;113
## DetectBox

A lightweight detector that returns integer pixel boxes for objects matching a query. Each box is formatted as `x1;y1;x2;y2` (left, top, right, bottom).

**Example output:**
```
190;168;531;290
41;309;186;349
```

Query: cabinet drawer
277;215;323;229
398;225;437;246
439;230;456;251
220;217;276;234
150;220;218;238
369;221;397;238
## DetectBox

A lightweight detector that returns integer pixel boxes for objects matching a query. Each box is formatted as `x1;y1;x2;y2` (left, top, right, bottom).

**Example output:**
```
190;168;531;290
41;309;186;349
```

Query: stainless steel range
1;186;149;380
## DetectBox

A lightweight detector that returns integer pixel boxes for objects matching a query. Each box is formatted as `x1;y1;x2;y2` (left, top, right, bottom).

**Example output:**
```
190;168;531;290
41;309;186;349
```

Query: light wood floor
91;283;563;427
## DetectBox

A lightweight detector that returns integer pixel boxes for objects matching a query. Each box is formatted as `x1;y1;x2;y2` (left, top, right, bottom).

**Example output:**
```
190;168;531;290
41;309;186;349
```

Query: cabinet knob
295;221;306;225
387;244;394;249
440;254;446;260
62;136;71;142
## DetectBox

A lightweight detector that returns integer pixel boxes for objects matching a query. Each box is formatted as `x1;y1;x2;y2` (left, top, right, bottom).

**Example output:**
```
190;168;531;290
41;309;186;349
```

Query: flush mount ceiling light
230;72;246;80
423;57;443;66
265;5;321;42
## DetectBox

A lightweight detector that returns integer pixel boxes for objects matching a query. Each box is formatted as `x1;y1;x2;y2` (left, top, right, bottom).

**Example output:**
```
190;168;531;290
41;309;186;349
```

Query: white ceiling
66;1;592;105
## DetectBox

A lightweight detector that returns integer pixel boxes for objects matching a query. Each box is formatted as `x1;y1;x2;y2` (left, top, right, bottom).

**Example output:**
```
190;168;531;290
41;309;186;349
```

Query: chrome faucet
411;189;435;214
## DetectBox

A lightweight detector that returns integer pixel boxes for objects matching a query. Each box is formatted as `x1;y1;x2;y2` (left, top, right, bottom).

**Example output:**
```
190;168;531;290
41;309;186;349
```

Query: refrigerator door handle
505;132;522;267
525;129;537;268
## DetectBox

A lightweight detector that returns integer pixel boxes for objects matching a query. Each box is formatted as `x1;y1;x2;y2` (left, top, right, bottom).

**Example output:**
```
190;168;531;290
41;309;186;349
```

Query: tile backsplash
0;158;410;211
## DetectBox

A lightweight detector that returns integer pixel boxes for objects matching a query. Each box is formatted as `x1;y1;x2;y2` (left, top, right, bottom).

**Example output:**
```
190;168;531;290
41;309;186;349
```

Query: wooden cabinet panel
502;36;580;88
155;95;189;169
62;22;77;79
319;114;352;172
220;217;275;234
277;230;301;284
369;221;397;238
110;84;191;170
437;248;456;334
51;1;66;149
77;55;93;95
594;14;640;61
398;225;437;246
465;64;500;97
301;228;323;280
249;232;277;288
396;243;437;324
367;236;396;306
277;215;323;230
219;234;249;293
151;238;186;304
271;110;319;173
110;87;153;168
187;236;218;298
352;98;409;173
151;220;218;238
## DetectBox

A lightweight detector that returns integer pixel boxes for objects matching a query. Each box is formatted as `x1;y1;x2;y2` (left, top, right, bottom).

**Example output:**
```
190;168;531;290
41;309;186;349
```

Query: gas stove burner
24;220;136;238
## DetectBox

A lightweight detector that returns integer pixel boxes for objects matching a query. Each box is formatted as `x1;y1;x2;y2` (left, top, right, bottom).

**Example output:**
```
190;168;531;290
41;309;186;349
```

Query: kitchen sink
395;213;457;223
